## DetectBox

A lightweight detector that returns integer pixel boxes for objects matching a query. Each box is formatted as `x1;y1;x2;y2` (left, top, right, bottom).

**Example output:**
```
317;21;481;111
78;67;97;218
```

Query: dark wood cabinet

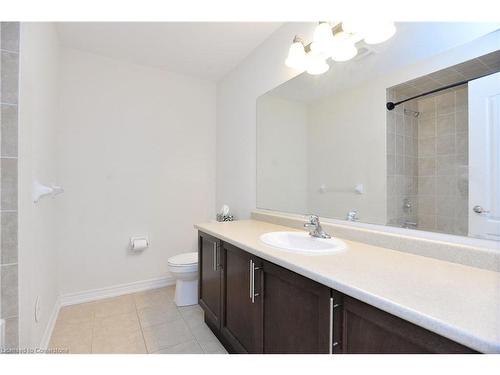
342;296;477;354
197;231;478;354
220;242;263;353
198;232;222;330
261;261;333;354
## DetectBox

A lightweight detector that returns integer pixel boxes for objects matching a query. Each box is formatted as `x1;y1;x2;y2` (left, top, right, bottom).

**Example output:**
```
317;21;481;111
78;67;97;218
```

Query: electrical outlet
34;297;40;323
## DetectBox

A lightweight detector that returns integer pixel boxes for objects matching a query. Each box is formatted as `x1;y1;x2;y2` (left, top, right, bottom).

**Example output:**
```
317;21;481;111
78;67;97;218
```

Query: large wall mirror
257;23;500;241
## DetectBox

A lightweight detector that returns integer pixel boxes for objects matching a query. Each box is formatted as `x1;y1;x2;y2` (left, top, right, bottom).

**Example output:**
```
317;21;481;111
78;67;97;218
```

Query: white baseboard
39;276;175;349
59;276;175;306
40;296;61;350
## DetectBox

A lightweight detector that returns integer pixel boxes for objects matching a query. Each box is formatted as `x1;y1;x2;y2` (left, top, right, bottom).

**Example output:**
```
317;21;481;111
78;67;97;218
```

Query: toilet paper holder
129;236;150;252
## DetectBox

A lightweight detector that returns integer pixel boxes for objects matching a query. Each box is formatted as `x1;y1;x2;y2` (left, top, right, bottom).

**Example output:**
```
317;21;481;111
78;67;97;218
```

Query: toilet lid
168;252;198;266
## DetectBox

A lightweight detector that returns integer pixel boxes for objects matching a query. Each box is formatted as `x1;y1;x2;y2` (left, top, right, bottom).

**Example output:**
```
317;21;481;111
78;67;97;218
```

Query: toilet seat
168;263;198;273
168;252;198;267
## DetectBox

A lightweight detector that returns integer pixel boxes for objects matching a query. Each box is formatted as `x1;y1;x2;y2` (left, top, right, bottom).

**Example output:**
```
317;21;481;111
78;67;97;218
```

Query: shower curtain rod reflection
386;72;490;111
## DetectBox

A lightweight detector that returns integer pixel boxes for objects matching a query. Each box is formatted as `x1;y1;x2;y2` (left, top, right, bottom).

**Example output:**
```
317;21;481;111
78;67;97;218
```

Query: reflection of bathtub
401;220;417;229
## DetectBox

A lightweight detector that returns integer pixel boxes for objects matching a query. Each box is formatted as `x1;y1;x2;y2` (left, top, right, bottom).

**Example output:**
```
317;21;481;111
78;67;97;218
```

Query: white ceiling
56;22;283;81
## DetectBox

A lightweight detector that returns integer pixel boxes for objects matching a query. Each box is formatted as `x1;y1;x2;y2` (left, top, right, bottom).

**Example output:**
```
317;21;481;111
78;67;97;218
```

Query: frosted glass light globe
306;53;329;75
285;41;306;70
330;39;358;62
310;22;334;56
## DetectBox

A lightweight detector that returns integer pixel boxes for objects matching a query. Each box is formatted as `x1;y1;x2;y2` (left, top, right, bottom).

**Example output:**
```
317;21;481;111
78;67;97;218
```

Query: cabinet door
342;296;477;354
262;261;331;354
198;232;222;330
221;243;263;353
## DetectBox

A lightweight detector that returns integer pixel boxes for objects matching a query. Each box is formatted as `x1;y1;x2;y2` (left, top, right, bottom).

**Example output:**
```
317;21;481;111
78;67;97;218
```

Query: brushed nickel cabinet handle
251;264;261;303
329;297;333;354
249;260;253;300
212;242;217;271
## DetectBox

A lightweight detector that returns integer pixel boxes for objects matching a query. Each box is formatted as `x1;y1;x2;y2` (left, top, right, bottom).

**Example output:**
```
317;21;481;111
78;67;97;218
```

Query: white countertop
195;219;500;353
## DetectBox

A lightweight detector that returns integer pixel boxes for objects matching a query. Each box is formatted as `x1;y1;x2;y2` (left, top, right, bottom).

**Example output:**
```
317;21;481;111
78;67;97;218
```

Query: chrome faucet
304;215;331;239
346;210;359;222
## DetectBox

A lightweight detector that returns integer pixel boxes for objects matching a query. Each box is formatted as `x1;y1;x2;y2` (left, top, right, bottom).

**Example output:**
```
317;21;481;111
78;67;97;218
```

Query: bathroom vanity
195;220;500;354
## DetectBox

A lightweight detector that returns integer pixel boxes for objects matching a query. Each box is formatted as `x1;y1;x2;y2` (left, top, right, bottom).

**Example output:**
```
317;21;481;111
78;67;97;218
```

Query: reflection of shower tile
404;137;414;156
418;214;436;230
387;198;397;220
412;118;419;138
436;215;455;233
418;157;436;176
418;96;435;116
407;158;418;176
457;176;469;198
418;118;436;139
396;135;404;155
418;137;436;157
405;176;418;195
387;154;395;175
454;216;468;236
456;131;468;155
454;58;492;79
436;91;455;115
395;155;404;175
455;87;468;110
418;176;436;196
436;134;455;155
456;201;468;218
456;153;468;166
436;196;455;216
437;113;455;136
436;155;456;175
387;176;397;196
396;114;405;135
418;195;435;215
455;111;468;133
404;116;414;137
387;112;395;133
386;132;395;155
436;176;458;196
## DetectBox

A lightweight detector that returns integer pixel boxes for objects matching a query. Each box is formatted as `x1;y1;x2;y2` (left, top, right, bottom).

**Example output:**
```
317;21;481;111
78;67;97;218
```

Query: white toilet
168;252;199;306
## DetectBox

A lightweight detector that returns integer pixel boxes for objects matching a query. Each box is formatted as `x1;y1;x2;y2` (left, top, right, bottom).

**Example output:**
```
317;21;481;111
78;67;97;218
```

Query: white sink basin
259;231;347;255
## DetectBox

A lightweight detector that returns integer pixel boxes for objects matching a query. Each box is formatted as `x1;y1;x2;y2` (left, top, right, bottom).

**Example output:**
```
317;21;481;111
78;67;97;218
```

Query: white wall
217;23;500;220
216;23;317;219
256;95;308;213
18;23;61;348
56;49;216;295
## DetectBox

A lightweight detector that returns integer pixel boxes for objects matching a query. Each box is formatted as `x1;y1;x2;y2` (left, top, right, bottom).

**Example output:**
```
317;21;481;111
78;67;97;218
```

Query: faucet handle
307;214;319;224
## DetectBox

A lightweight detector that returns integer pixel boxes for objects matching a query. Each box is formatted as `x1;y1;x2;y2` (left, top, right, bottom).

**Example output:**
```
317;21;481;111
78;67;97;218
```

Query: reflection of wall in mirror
307;84;386;224
257;95;308;214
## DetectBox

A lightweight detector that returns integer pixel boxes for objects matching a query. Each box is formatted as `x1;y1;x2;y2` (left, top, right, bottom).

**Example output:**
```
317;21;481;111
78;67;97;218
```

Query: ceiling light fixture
285;36;307;71
306;52;330;75
310;22;335;57
285;21;396;75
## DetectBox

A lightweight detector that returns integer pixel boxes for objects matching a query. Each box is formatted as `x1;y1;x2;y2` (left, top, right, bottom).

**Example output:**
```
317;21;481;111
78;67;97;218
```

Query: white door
469;71;500;240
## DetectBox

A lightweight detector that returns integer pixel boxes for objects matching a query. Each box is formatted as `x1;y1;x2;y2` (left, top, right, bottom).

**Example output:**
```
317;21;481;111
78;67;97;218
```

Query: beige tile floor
48;286;228;354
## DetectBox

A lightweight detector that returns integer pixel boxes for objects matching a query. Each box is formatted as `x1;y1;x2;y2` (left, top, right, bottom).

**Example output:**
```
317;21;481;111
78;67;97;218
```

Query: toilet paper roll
131;238;148;252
